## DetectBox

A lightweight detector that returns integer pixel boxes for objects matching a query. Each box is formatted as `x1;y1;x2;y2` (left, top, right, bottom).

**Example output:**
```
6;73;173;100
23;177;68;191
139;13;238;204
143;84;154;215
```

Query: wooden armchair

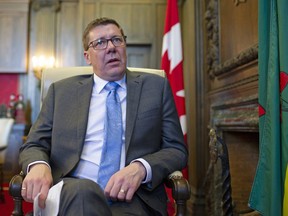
9;66;191;216
9;170;190;216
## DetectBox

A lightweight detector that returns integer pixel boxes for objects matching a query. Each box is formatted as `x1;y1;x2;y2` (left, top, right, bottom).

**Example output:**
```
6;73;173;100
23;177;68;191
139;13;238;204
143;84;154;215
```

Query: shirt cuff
27;161;51;173
131;158;152;184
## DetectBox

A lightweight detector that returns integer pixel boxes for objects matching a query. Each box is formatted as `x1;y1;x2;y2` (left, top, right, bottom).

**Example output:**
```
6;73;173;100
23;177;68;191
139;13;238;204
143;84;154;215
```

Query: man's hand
104;162;146;202
21;164;53;209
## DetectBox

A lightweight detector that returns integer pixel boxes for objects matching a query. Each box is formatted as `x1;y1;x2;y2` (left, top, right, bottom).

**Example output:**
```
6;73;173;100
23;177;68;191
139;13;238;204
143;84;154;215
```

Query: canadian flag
161;0;188;214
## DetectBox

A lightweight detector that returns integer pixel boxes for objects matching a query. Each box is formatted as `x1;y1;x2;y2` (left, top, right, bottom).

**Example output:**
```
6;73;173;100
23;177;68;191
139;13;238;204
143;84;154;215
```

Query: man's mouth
107;58;119;64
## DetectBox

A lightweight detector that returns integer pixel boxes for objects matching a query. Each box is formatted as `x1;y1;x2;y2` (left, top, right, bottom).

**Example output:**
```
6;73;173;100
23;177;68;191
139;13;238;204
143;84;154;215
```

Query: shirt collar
93;73;127;94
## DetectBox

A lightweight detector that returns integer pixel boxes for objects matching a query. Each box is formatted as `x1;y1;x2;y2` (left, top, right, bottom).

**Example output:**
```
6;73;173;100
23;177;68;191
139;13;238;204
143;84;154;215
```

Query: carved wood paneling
204;129;233;216
56;2;81;66
210;93;258;132
205;0;258;79
0;1;29;73
100;3;153;44
203;1;260;214
204;0;219;79
31;0;60;11
204;0;259;132
233;0;247;6
214;44;258;77
127;46;151;68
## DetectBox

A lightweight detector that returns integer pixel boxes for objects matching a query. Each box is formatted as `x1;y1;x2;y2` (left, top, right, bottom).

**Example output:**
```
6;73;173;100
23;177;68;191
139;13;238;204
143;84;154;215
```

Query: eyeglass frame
88;36;127;50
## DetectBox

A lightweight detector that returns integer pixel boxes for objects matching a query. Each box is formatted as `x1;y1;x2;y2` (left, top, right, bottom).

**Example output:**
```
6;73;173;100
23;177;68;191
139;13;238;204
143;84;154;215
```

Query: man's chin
106;66;126;79
106;65;125;73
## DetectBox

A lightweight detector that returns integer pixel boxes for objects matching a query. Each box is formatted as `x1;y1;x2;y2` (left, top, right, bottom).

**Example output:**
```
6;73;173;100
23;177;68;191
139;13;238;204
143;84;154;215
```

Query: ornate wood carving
210;93;259;132
234;0;247;6
31;0;60;11
204;129;234;216
214;44;258;76
204;0;219;79
205;0;258;79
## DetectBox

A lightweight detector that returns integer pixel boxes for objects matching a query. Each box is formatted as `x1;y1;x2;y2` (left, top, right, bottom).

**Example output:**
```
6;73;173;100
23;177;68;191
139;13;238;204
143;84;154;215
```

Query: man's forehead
92;24;121;37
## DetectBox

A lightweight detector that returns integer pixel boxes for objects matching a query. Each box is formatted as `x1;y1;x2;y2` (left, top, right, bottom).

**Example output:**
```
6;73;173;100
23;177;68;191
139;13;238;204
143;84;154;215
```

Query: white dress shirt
71;74;152;184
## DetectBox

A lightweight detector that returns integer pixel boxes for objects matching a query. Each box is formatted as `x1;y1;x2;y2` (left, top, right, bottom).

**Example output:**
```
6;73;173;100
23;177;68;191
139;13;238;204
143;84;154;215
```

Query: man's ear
83;51;91;65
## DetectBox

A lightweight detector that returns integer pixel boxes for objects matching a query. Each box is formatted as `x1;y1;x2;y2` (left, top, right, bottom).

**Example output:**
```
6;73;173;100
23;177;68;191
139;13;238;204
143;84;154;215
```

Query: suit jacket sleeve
125;72;188;190
19;75;93;181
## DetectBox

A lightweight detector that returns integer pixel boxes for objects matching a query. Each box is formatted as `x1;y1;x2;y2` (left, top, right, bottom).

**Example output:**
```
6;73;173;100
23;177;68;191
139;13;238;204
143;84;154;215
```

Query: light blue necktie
98;82;122;190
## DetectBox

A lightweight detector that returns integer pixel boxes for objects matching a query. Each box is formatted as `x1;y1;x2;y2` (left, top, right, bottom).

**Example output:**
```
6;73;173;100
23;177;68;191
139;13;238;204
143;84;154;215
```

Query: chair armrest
165;171;191;216
9;173;25;216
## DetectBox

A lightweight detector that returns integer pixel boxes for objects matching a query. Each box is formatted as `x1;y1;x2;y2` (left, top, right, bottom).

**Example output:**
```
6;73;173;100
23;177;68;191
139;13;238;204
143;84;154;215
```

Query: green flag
284;165;288;216
249;0;288;215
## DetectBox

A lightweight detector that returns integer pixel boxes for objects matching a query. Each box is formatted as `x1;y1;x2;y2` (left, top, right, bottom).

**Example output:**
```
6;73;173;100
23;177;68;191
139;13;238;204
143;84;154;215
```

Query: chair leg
9;173;25;216
11;197;24;216
175;199;188;216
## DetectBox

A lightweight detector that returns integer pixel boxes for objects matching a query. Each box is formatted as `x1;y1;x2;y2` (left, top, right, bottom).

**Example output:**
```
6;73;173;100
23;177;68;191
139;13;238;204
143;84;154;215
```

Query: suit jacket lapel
125;70;142;152
72;71;142;155
76;75;94;154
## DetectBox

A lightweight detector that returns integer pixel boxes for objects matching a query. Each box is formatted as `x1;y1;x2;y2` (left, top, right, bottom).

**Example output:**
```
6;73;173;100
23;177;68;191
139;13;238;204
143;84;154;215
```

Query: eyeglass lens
89;36;126;50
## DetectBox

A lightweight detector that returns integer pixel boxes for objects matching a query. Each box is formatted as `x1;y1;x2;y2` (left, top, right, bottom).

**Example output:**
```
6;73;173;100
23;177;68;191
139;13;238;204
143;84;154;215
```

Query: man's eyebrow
96;35;122;40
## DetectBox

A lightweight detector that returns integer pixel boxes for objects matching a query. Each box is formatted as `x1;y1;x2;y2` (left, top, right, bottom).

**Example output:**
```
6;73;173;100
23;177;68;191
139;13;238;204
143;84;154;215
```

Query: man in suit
19;17;188;216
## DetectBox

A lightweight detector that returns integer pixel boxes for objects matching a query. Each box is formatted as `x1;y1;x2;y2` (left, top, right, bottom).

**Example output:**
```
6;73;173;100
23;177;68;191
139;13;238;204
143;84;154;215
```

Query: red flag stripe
161;2;188;215
163;0;179;34
161;0;187;137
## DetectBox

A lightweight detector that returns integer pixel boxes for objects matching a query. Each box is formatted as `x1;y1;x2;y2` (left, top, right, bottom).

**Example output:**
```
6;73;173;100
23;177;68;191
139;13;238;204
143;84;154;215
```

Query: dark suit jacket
19;69;188;215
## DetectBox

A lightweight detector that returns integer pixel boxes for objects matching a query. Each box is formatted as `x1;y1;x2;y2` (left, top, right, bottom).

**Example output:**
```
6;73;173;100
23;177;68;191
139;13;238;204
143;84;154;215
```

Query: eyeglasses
88;36;127;50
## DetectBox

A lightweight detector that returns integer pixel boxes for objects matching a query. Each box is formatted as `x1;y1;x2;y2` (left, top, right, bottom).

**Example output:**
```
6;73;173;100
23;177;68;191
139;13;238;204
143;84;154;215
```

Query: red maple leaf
259;103;266;117
280;71;288;122
280;71;288;93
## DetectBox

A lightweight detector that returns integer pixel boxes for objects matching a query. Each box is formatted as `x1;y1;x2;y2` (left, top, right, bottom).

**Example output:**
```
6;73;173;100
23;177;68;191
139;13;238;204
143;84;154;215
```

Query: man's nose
107;40;116;49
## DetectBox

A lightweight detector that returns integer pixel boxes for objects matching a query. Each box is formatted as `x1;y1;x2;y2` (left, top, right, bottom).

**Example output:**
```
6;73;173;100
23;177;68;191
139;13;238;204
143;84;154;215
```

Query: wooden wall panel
203;0;259;214
130;5;152;43
204;0;259;131
56;2;81;67
79;0;165;68
100;3;152;44
182;0;208;214
224;131;259;212
100;3;132;38
32;9;56;60
0;1;29;73
156;3;166;67
220;0;258;63
127;46;150;67
82;3;96;29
